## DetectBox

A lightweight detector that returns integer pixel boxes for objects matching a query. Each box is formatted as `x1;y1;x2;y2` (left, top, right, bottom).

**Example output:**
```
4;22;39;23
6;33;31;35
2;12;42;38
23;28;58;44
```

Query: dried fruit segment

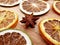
0;32;26;45
0;35;4;45
0;0;18;4
0;0;20;6
22;0;46;12
44;20;60;42
55;2;60;10
10;32;26;45
3;33;11;45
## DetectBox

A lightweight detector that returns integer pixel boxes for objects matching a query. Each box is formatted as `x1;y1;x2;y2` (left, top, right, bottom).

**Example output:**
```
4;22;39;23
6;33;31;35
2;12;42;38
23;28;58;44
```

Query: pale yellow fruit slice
0;10;18;31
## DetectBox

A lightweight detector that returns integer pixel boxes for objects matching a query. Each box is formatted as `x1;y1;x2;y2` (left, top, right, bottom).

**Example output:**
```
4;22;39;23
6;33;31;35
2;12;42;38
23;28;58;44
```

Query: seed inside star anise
20;13;39;28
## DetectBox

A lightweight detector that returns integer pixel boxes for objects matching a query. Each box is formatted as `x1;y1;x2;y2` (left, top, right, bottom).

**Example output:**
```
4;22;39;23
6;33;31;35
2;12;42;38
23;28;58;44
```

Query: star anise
20;13;39;28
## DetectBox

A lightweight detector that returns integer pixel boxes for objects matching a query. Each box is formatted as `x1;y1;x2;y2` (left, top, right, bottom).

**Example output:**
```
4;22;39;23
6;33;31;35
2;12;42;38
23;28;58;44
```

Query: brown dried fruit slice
20;0;50;15
38;18;60;45
0;0;21;6
0;10;18;31
53;1;60;14
0;29;32;45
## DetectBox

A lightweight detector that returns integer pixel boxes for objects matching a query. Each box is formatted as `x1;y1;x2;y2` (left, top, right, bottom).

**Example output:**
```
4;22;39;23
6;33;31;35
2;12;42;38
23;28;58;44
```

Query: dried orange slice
0;10;18;31
53;1;60;14
20;0;50;15
38;18;60;45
